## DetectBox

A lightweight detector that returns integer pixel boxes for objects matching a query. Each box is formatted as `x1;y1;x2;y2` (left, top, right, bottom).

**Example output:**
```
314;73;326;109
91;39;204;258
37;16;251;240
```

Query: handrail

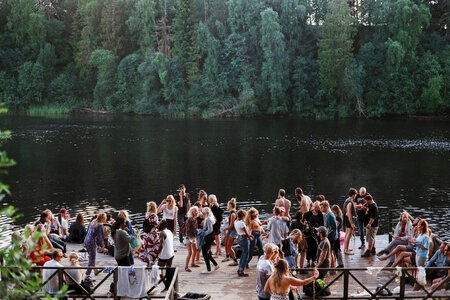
291;266;449;299
31;265;179;299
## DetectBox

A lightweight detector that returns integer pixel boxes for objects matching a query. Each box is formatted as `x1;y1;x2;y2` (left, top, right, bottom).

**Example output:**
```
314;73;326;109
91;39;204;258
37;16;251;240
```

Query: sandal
185;268;192;272
191;264;200;267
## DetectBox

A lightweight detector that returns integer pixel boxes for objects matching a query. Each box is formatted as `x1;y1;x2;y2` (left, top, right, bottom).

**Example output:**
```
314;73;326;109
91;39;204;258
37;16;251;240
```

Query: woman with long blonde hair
246;207;264;266
184;206;199;272
264;259;318;300
200;207;219;274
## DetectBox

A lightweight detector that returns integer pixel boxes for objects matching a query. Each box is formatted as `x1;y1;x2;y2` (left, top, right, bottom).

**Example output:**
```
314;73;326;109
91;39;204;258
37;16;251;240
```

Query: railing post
388;209;392;242
114;267;119;300
58;268;66;300
399;268;405;299
343;269;349;300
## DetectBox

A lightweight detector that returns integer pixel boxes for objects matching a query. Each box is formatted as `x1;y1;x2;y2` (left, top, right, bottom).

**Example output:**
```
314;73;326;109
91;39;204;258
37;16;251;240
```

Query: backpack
281;238;292;257
303;279;331;297
143;218;151;233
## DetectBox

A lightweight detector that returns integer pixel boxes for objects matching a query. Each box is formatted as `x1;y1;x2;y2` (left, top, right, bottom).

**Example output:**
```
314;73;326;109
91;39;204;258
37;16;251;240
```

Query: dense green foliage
0;0;448;117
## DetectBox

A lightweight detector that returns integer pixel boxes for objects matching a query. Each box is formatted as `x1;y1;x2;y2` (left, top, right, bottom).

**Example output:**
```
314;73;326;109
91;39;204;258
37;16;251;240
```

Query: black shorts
344;216;352;229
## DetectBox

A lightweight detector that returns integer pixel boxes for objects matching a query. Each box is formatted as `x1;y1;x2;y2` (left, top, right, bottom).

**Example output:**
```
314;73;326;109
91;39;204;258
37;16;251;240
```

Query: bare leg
215;234;221;255
391;252;411;268
344;228;353;253
300;251;306;268
380;245;407;261
185;243;192;270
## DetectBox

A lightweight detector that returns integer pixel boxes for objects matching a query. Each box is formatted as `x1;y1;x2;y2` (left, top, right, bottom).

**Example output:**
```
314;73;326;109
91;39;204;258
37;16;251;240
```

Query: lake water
1;115;449;239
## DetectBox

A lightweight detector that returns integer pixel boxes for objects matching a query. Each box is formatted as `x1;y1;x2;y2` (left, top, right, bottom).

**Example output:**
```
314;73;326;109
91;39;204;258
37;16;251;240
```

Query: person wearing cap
315;226;331;279
361;194;379;257
58;208;70;241
175;184;190;244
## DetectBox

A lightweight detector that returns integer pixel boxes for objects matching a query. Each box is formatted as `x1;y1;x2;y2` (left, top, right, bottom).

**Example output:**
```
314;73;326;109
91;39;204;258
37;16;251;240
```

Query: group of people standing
17;183;448;299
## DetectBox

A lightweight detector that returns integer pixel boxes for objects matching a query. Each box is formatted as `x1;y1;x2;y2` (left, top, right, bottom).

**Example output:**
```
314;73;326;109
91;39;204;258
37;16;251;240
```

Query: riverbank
16;105;450;120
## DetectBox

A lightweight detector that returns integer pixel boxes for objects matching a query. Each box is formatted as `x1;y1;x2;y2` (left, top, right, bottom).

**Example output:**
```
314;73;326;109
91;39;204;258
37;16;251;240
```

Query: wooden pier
57;234;449;299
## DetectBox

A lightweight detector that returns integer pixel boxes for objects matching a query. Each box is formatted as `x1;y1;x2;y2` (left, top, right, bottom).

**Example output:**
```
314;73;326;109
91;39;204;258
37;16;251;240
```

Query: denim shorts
228;228;238;239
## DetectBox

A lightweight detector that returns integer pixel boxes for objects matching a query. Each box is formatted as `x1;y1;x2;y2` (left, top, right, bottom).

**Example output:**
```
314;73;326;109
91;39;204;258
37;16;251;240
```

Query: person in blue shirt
322;201;338;268
426;241;449;280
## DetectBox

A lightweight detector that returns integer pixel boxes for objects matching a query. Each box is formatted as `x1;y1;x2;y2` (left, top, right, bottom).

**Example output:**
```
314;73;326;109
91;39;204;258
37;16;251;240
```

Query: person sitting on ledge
380;219;430;267
425;241;449;281
376;211;413;268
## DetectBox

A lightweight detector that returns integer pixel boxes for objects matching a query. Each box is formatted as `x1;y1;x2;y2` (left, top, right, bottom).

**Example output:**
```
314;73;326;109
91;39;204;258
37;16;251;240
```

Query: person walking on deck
200;207;220;274
343;188;357;255
84;213;108;277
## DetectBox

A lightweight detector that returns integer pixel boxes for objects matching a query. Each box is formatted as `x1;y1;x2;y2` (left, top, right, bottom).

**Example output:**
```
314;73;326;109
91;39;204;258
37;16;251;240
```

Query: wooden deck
62;234;449;299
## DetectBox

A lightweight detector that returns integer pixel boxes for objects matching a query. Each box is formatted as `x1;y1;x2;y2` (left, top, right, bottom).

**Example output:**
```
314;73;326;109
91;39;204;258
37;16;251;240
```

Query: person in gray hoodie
376;212;413;267
112;216;137;266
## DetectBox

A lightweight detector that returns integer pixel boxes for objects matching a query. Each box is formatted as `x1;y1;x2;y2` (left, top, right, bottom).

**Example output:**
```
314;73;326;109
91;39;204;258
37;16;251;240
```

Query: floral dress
139;213;160;265
84;222;104;275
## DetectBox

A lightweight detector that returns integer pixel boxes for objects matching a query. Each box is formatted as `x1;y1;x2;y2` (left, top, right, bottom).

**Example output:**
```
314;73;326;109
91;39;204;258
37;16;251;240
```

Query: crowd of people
10;184;449;298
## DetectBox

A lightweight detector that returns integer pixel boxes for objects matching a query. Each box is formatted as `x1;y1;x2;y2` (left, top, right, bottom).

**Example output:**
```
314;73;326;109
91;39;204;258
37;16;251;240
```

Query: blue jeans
357;216;365;245
237;236;249;272
248;231;263;265
177;213;186;243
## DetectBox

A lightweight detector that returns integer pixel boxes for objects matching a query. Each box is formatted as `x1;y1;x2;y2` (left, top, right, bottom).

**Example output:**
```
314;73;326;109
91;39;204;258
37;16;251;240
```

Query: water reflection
0;116;449;239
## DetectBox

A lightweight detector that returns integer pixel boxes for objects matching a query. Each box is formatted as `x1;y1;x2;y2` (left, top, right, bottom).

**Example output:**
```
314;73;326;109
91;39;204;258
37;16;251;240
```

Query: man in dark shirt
361;195;378;257
175;184;190;244
354;187;367;249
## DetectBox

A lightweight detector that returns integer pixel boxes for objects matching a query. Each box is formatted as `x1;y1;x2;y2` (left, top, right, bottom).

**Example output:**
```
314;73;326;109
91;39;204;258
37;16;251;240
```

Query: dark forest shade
0;0;448;117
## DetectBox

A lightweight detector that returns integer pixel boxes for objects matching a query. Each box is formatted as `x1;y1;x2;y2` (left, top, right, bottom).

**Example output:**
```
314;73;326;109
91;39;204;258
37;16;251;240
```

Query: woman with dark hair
68;213;87;243
264;259;319;300
112;216;136;266
208;194;223;257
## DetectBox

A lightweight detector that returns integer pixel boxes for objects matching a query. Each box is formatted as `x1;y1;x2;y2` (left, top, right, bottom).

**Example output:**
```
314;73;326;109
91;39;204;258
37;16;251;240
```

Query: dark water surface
1;115;449;238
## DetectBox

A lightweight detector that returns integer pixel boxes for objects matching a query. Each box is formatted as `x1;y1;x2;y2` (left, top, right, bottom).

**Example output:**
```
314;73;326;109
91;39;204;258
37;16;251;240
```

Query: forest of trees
0;0;449;118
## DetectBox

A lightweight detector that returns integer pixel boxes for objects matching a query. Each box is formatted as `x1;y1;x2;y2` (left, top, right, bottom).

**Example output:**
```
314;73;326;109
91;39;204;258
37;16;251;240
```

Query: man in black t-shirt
361;195;378;257
354;187;367;249
175;184;190;243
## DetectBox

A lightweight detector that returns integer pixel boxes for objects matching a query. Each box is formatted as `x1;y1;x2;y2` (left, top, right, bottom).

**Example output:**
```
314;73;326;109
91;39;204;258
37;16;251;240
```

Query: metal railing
291;266;449;299
31;266;178;300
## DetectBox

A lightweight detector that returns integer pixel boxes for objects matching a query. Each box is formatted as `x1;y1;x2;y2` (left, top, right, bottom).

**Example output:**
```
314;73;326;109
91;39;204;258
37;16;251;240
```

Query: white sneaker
214;265;220;271
201;270;212;274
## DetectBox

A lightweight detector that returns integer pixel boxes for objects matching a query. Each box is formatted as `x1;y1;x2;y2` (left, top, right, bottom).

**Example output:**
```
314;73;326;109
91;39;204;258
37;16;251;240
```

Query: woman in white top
66;252;84;296
235;209;254;277
156;219;175;292
158;195;178;235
